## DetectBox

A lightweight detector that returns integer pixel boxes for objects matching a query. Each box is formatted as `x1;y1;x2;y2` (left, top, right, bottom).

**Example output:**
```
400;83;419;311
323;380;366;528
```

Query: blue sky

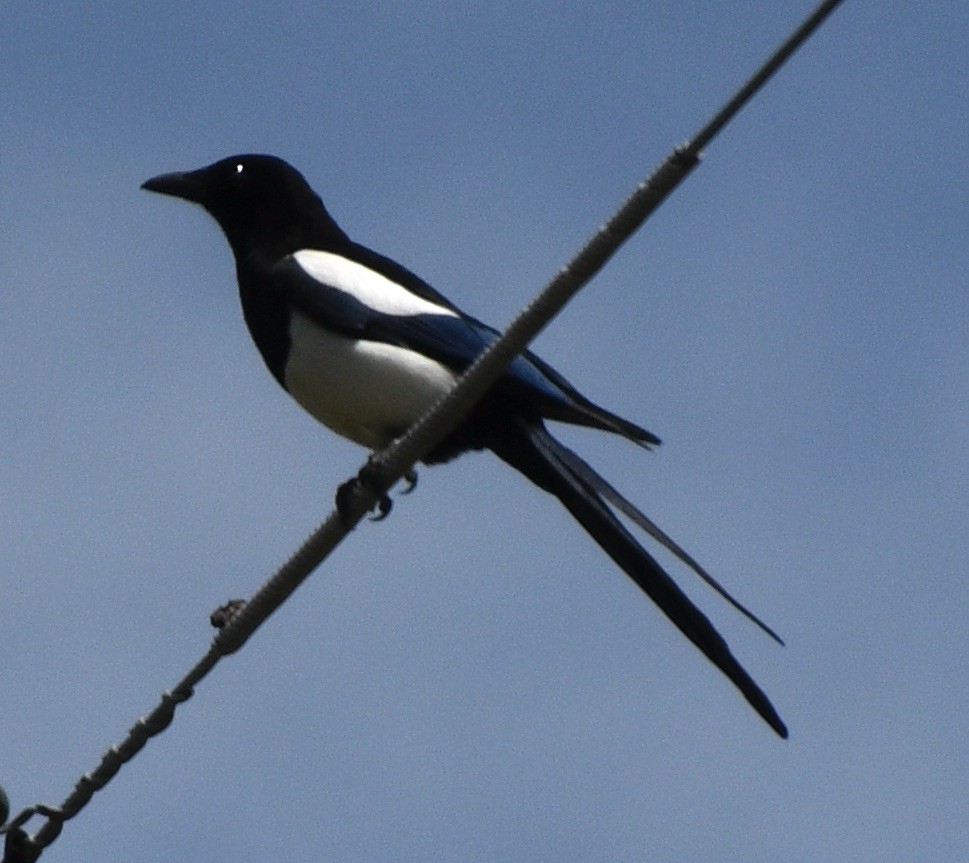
2;1;966;860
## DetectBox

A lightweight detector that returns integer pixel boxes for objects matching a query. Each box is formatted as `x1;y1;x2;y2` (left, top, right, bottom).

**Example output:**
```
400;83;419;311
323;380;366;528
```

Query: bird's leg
335;457;394;524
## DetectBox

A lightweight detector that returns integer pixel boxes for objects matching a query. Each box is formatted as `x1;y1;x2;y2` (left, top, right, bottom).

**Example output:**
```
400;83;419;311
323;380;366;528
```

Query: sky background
2;1;967;860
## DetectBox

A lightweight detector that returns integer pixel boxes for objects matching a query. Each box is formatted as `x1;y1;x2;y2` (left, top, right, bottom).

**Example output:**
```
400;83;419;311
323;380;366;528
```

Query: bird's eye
234;163;245;175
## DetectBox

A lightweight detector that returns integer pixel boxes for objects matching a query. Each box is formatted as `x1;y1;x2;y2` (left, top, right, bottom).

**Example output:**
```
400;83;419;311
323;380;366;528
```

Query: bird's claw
368;493;393;521
366;469;416;517
335;462;418;524
336;460;397;524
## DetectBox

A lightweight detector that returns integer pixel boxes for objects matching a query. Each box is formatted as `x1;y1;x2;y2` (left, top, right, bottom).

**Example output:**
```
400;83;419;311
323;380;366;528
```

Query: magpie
142;154;787;738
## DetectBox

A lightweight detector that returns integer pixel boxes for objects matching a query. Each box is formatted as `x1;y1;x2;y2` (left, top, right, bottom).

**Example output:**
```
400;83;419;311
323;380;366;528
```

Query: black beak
141;170;207;204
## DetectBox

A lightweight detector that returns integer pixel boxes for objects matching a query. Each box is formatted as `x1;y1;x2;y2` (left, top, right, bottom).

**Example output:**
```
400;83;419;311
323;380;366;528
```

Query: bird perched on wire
143;154;787;738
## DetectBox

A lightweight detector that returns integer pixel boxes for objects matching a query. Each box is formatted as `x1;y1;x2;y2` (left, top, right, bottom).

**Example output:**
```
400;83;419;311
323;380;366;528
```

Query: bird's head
142;154;347;260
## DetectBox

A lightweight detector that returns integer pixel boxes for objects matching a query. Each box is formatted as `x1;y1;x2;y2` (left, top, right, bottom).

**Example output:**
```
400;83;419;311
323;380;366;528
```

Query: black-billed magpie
143;154;787;738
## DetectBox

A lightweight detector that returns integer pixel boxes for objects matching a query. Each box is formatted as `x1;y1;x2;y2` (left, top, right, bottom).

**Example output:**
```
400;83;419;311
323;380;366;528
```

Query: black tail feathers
489;419;788;739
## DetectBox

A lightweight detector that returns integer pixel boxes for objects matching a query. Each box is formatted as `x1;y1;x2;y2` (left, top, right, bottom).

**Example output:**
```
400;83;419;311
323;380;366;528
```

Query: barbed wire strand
2;1;845;859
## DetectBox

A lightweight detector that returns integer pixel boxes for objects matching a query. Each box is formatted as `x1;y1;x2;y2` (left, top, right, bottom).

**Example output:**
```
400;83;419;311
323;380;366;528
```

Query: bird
142;154;787;738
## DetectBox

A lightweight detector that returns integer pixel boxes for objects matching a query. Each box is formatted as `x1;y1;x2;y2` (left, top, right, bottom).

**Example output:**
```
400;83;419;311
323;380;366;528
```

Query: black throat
228;199;350;387
234;254;293;388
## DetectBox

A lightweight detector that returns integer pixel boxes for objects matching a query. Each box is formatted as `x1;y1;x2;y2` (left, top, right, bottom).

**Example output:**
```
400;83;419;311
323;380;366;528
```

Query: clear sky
2;2;966;860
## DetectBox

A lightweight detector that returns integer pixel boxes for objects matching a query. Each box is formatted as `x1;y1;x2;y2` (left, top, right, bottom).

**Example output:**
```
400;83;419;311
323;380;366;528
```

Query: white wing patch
292;249;458;319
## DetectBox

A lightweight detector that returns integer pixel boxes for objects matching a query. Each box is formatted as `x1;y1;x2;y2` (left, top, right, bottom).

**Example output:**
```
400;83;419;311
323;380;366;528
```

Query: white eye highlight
235;163;244;174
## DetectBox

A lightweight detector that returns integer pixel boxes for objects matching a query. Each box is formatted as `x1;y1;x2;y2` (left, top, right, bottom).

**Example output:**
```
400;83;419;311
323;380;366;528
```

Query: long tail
488;419;787;738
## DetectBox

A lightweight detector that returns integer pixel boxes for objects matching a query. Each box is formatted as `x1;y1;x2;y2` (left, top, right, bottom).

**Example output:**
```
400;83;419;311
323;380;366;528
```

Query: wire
0;1;846;858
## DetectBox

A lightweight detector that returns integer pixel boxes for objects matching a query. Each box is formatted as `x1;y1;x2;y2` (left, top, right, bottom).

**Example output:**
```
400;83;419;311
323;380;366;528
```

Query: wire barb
3;0;846;857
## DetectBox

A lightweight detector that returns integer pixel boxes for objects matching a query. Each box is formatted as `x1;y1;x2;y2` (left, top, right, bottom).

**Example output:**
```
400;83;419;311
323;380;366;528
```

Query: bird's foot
336;459;394;524
335;462;419;524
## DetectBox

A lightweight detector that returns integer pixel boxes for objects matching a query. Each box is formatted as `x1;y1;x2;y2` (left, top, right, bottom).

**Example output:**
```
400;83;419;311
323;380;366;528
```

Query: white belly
283;310;458;449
